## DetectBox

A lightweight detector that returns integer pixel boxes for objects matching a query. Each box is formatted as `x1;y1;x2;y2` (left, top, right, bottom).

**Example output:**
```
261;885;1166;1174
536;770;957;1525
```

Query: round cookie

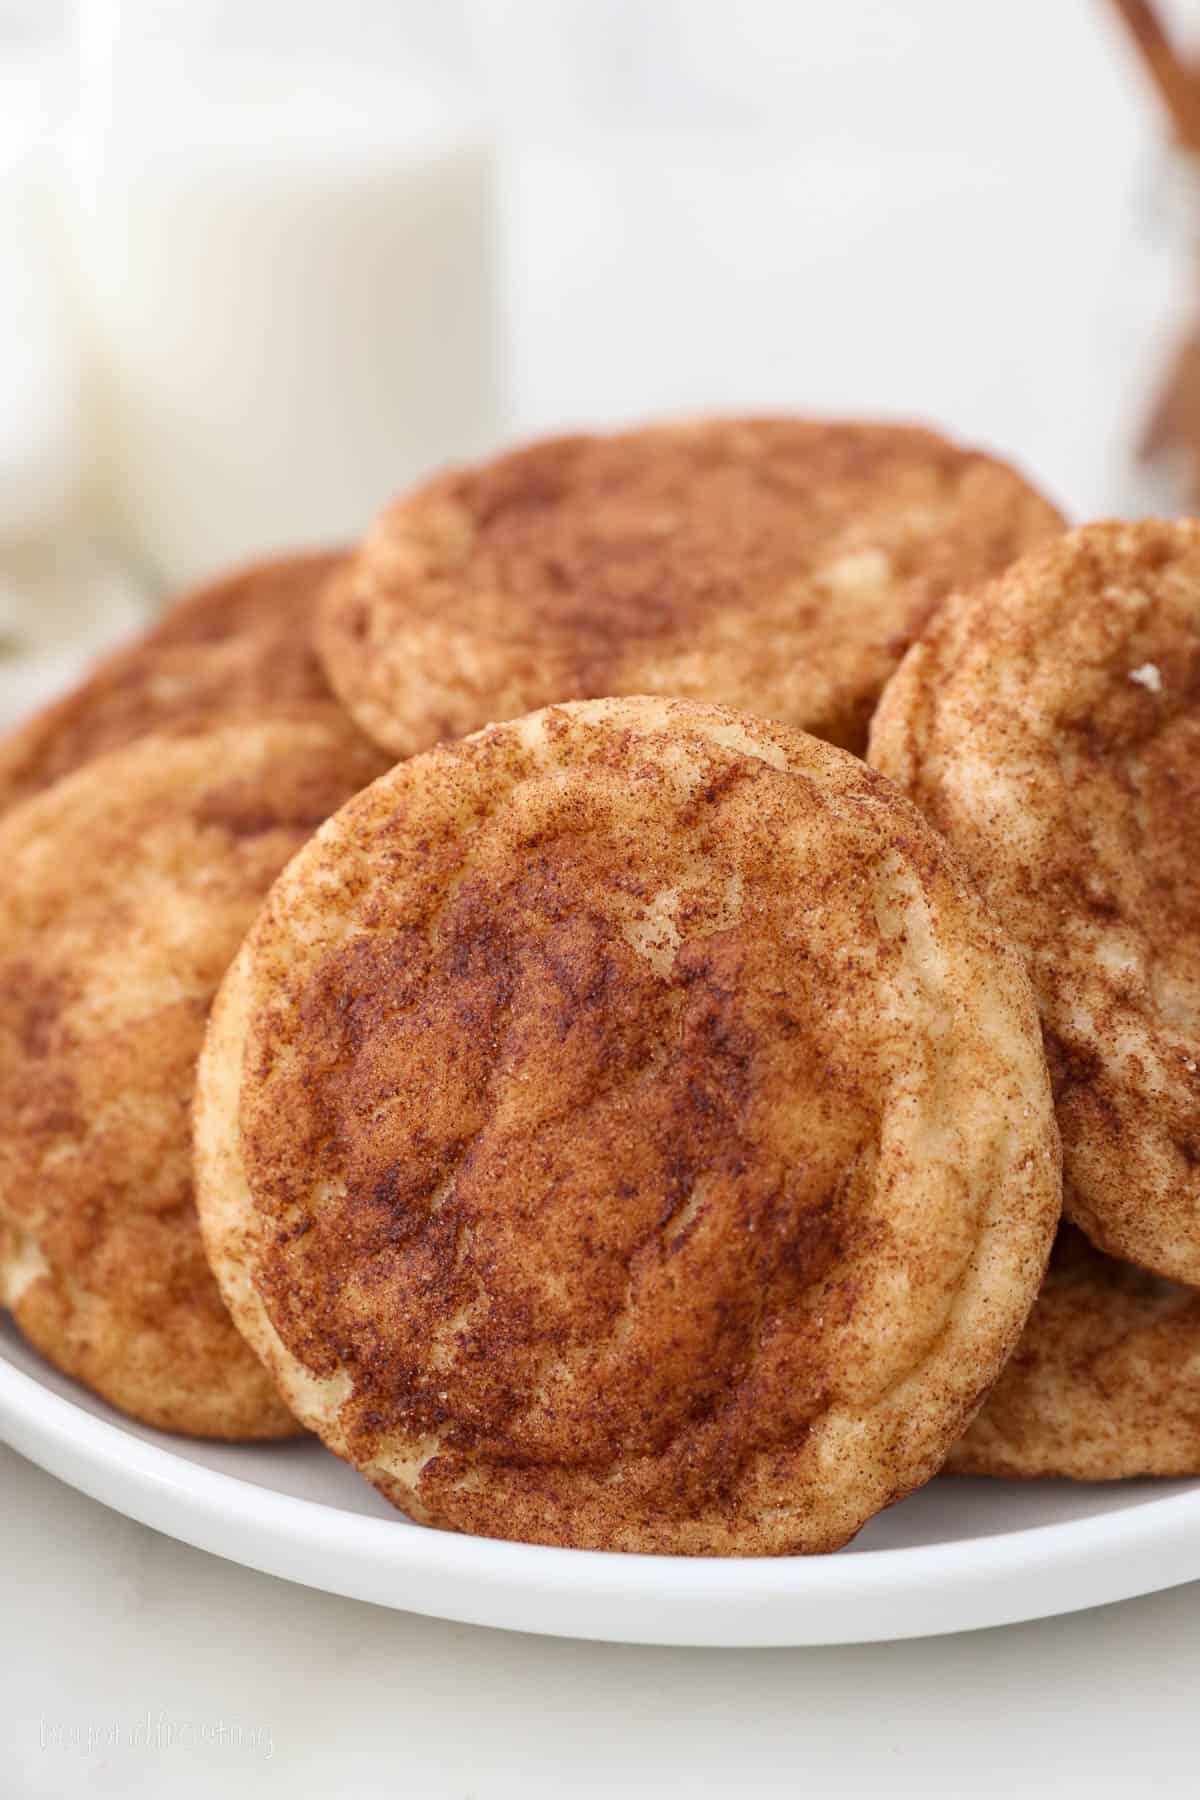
948;1227;1200;1480
195;696;1060;1553
870;520;1200;1286
315;418;1063;759
0;549;349;817
0;718;386;1437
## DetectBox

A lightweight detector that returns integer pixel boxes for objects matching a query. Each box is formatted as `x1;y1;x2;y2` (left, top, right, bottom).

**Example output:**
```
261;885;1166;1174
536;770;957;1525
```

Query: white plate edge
3;1350;1199;1647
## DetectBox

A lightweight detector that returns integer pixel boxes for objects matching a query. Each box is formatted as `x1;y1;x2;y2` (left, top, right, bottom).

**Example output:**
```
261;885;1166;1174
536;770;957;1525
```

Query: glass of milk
64;0;501;589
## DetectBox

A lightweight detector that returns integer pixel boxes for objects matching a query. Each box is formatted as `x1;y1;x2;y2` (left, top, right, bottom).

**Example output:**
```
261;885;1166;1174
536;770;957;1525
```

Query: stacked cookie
1;417;1195;1554
870;521;1200;1480
0;555;386;1435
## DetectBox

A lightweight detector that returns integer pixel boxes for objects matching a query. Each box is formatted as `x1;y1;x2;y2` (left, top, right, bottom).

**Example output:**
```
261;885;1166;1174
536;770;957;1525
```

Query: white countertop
3;5;1199;1792
4;1440;1198;1797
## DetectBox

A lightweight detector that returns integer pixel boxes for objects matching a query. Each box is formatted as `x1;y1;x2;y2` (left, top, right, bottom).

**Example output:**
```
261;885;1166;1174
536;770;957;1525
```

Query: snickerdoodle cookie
315;419;1063;758
0;549;348;816
870;520;1200;1286
948;1227;1200;1480
195;696;1059;1552
0;718;385;1436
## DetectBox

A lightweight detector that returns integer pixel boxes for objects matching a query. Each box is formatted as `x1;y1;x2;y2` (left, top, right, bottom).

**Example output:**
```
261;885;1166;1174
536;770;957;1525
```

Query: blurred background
0;0;1196;716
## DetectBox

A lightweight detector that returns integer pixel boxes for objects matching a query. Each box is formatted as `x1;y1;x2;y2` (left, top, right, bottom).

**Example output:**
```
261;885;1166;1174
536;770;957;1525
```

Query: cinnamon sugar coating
315;419;1062;758
949;1228;1200;1479
142;549;345;650
0;719;386;1437
0;549;350;816
196;697;1059;1552
870;520;1200;1285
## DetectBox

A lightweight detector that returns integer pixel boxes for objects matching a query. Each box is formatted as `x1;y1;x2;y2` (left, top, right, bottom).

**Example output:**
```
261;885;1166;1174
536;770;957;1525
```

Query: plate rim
2;1345;1198;1648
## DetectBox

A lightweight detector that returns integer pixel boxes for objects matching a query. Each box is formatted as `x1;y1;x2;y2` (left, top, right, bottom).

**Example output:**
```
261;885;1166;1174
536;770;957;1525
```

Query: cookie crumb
1129;662;1163;693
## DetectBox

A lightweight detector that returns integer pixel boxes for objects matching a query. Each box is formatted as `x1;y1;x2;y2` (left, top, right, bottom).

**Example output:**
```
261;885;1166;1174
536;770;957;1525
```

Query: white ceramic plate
2;1314;1197;1647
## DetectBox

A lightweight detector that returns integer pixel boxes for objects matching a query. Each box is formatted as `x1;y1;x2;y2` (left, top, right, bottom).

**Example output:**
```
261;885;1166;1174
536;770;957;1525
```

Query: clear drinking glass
65;0;501;588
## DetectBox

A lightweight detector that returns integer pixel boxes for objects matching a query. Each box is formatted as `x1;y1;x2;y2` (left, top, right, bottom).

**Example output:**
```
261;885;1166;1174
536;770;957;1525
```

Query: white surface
3;1438;1200;1798
5;1315;1200;1651
3;1;1200;1791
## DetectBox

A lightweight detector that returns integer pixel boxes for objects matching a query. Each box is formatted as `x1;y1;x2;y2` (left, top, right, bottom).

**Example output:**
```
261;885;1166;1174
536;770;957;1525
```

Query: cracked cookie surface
196;696;1059;1552
870;520;1200;1285
0;718;386;1436
315;419;1062;758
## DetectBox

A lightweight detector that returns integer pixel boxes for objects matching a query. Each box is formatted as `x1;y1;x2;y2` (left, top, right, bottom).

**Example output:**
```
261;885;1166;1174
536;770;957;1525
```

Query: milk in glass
66;7;499;587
